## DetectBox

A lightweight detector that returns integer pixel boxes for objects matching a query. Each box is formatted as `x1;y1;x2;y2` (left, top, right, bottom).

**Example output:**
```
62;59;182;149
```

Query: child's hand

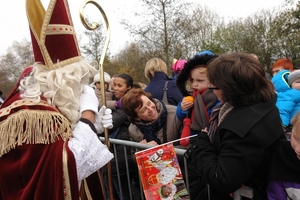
181;96;194;111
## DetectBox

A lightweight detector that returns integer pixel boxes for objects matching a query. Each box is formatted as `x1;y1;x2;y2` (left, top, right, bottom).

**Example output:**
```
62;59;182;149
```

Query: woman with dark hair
185;52;286;199
100;73;137;200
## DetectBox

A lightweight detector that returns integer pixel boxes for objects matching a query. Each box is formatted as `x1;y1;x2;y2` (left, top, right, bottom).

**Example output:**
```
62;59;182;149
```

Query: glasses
208;85;220;90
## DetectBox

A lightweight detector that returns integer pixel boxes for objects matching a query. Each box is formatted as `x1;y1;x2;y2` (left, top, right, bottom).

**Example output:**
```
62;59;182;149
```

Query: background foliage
0;0;299;97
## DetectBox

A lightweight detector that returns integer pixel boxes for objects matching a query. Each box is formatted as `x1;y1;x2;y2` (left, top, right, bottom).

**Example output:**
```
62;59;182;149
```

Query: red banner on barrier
135;143;189;200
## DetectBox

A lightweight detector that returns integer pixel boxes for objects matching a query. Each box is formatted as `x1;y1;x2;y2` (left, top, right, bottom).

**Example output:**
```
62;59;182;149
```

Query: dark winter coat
185;96;285;200
267;139;300;199
144;72;183;106
101;108;137;176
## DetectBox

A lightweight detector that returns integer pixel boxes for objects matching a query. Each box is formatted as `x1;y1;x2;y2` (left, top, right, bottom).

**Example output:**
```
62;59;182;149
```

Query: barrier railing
99;137;189;200
99;137;251;200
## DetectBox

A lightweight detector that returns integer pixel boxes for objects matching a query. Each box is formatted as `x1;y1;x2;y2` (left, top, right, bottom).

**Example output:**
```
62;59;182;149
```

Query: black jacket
101;109;137;176
186;96;285;199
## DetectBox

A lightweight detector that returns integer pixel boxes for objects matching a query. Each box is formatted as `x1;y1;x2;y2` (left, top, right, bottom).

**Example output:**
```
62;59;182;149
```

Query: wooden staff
79;1;113;199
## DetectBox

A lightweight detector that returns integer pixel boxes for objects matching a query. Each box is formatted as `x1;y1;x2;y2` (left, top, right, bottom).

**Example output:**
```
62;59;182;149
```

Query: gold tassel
0;109;72;158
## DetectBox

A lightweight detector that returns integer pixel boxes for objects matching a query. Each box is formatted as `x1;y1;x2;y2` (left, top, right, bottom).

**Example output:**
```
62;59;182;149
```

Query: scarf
207;102;233;142
218;102;233;126
134;99;167;144
190;89;217;131
207;102;224;142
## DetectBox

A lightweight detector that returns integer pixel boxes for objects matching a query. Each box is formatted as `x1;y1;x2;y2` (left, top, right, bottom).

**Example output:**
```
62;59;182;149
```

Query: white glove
100;106;113;129
94;106;113;133
79;85;98;114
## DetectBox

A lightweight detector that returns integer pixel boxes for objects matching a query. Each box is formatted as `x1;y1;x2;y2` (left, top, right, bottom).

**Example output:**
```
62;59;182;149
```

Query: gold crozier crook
79;1;113;200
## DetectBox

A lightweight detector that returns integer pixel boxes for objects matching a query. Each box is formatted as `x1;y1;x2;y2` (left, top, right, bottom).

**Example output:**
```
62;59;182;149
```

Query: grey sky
0;0;286;55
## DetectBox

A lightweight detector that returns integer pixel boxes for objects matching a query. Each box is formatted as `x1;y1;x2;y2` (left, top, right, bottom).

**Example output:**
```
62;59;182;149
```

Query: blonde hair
291;112;300;142
19;60;97;128
144;58;168;82
187;66;207;84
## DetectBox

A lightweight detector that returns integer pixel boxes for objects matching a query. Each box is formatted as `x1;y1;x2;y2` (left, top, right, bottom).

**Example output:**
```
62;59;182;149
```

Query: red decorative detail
180;118;192;146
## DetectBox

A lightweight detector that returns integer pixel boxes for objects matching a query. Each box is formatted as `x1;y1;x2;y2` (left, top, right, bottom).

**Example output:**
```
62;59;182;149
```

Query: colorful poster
135;143;189;200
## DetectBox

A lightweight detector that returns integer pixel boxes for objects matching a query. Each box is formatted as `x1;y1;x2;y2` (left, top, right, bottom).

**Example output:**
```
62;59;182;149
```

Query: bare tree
0;38;34;96
77;17;111;69
121;0;192;70
109;42;149;83
177;4;223;58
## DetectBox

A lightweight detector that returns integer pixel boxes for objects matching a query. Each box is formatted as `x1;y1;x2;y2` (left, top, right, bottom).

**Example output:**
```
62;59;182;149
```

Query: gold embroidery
0;99;54;118
84;179;93;200
63;141;72;200
0;102;72;157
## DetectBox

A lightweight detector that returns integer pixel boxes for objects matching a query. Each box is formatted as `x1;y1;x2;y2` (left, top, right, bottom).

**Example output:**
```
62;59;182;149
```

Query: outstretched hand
99;106;113;129
94;106;113;134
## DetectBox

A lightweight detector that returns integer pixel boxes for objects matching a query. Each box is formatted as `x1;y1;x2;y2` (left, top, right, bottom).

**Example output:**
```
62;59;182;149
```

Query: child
171;59;187;80
272;69;300;136
90;71;114;108
267;112;300;200
271;58;293;76
175;51;219;146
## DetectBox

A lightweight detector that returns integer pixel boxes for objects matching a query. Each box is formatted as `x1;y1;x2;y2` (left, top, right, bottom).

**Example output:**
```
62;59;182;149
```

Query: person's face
134;95;158;122
190;69;209;92
161;185;172;197
113;77;131;99
290;128;300;160
95;82;109;91
291;78;300;90
208;84;223;102
272;66;285;76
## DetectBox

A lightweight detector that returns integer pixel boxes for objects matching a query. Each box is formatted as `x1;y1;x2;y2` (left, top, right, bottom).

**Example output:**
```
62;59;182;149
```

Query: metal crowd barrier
99;137;251;200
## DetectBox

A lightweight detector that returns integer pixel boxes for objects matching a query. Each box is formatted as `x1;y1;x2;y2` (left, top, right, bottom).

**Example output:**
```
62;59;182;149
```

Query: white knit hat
91;72;111;86
288;70;300;86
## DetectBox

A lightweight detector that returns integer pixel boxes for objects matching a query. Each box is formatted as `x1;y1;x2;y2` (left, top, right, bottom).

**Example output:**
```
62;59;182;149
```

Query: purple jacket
267;180;300;200
267;139;300;200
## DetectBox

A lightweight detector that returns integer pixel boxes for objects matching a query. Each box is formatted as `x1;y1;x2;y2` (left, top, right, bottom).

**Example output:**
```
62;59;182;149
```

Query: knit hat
288;70;300;86
91;72;111;86
171;59;187;74
176;51;218;96
272;58;294;71
196;50;214;56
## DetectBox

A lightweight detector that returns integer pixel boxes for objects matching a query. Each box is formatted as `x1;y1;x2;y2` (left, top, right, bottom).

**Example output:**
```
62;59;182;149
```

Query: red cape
0;67;79;200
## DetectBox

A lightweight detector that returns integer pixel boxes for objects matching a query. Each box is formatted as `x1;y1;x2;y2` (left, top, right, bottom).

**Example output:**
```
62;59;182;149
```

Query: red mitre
26;0;81;70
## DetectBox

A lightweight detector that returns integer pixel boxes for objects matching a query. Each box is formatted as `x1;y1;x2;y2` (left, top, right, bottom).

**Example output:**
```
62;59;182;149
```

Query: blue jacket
144;72;183;106
271;70;300;126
